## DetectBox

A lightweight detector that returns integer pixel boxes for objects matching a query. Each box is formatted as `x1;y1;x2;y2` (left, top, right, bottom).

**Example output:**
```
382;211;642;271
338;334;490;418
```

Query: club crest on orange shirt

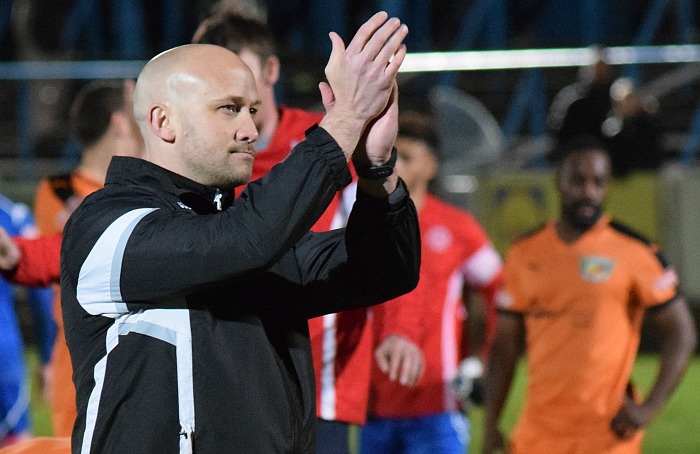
580;256;615;283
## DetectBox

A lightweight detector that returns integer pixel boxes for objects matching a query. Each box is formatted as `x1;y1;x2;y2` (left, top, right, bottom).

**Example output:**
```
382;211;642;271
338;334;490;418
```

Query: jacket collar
105;156;236;213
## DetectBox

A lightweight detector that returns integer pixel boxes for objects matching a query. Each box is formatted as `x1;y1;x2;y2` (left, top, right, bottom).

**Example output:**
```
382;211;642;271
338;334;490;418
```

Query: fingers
610;406;641;440
611;414;638;439
318;81;335;111
374;335;425;386
374;24;408;67
387;352;401;382
345;11;390;55
326;31;346;69
359;17;402;61
374;344;391;374
386;80;399;114
319;12;407;153
385;43;408;78
483;430;507;454
399;349;424;386
345;12;408;73
0;225;9;247
0;227;20;271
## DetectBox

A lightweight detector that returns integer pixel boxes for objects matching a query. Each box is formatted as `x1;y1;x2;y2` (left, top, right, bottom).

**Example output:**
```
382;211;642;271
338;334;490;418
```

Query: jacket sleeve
2;234;59;364
293;179;421;319
72;127;352;308
4;234;62;287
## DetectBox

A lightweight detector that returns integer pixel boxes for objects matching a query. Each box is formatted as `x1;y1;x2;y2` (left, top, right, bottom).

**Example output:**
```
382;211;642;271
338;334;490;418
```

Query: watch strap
354;147;398;180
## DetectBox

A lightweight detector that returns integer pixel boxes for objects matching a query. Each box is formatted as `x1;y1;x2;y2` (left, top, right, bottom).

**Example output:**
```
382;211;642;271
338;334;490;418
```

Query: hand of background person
0;227;20;272
482;427;507;454
374;334;424;386
31;363;51;404
41;365;54;403
610;393;654;439
318;11;408;157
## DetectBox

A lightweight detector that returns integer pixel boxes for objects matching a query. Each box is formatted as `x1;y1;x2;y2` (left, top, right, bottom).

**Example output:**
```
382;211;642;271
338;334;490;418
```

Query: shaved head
134;44;253;134
133;44;260;187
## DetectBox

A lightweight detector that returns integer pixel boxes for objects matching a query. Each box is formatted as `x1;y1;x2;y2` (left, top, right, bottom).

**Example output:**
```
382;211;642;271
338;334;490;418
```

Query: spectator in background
601;77;664;177
547;46;614;147
192;10;421;453
0;194;55;447
32;79;144;436
360;111;503;454
207;0;268;21
483;136;697;454
548;49;666;178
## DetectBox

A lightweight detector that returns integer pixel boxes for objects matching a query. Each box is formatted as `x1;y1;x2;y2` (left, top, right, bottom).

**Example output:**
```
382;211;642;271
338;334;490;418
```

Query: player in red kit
361;112;502;454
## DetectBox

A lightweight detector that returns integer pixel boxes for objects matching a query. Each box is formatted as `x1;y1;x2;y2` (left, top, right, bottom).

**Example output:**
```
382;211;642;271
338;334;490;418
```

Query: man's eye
249;107;258;116
222;105;239;113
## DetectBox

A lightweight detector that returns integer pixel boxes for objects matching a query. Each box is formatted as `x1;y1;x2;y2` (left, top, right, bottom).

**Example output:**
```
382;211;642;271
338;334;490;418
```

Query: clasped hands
318;11;408;171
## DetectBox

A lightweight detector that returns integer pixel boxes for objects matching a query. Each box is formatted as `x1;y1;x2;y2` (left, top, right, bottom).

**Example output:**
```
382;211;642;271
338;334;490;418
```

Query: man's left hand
0;227;20;272
610;394;654;439
374;334;424;386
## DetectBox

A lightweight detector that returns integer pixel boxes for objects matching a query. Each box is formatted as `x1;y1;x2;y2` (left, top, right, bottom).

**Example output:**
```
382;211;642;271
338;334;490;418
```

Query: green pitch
27;353;699;453
465;354;700;453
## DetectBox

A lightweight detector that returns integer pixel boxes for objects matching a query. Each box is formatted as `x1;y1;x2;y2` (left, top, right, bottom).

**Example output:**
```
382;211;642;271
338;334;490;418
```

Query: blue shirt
0;193;56;364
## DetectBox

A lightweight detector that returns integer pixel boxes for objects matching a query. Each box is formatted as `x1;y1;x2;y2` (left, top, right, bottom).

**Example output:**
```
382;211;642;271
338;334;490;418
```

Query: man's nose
237;114;259;143
582;180;600;198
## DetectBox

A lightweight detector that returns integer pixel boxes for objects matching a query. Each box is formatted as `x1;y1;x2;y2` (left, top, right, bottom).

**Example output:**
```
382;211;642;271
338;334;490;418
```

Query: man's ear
149;104;175;142
424;152;438;182
110;111;130;135
262;55;280;86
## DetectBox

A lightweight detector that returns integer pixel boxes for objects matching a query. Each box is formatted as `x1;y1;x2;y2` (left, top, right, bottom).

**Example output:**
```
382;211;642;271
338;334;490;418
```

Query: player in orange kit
483;135;697;454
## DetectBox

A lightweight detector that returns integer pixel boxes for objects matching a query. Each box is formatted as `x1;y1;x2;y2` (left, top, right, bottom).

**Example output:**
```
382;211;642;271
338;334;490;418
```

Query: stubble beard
563;201;602;231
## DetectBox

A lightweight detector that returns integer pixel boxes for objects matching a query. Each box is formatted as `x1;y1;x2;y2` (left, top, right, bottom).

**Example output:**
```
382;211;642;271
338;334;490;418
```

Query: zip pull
179;430;193;454
213;191;223;211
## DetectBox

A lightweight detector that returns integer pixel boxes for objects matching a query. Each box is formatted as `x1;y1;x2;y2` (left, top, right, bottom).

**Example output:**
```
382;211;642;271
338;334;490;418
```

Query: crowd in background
0;0;698;168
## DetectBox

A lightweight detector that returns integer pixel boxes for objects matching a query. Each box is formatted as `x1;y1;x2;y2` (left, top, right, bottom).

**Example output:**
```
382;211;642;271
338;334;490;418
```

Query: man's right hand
374;334;424;386
0;227;20;272
319;11;408;158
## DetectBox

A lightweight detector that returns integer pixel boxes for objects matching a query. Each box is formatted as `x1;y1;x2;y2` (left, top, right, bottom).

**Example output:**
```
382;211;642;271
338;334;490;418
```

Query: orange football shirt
497;214;677;453
33;171;102;437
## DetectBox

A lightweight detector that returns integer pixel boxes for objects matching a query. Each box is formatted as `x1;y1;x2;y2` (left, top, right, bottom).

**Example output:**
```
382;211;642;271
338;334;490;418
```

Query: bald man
60;12;419;454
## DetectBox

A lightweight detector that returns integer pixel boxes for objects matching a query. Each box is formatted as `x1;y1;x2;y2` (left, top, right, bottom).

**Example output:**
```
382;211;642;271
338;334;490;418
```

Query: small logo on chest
425;225;453;253
579;256;615;283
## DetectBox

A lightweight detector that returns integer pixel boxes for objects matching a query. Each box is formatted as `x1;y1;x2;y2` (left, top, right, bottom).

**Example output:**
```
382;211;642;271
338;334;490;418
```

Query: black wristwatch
354;147;398;180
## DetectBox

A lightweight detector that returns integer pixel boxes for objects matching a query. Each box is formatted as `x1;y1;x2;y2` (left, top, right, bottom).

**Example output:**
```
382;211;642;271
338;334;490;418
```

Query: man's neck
555;217;598;243
409;186;428;213
75;145;111;186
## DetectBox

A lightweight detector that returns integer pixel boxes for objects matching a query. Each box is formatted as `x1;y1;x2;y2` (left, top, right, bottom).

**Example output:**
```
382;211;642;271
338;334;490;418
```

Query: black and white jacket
60;127;420;454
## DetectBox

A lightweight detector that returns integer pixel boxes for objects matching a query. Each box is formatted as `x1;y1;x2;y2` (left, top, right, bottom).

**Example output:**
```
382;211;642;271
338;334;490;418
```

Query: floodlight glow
399;45;700;73
1;45;700;80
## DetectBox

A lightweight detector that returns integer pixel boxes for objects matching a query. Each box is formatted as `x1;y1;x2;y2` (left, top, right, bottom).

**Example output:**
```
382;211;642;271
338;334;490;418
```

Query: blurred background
2;1;700;451
1;0;700;322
